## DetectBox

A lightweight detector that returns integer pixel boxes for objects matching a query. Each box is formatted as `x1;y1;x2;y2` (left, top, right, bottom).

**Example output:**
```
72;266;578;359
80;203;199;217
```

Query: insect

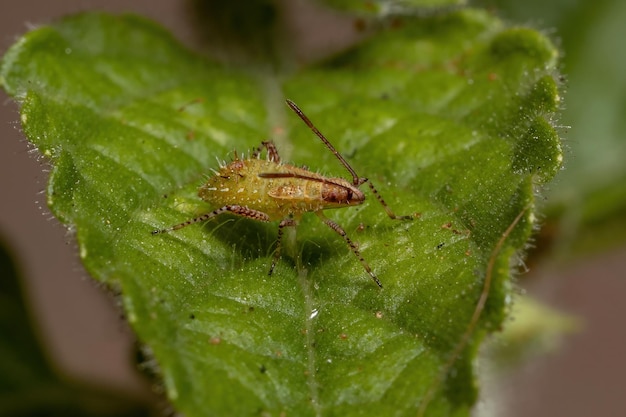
153;99;413;287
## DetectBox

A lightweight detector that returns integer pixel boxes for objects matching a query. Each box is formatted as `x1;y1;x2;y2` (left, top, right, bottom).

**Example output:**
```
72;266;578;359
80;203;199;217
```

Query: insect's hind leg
269;218;297;275
252;140;281;163
315;211;383;288
152;205;270;234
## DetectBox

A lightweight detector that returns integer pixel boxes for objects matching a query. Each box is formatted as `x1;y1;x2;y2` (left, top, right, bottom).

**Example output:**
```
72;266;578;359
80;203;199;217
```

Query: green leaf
476;0;626;256
1;9;562;417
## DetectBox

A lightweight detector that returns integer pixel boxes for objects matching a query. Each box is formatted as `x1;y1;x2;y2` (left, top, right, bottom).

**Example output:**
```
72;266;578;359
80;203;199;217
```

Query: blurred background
1;1;624;415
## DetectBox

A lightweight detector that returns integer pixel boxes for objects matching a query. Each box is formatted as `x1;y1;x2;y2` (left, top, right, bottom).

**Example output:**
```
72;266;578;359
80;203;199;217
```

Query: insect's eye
346;190;353;201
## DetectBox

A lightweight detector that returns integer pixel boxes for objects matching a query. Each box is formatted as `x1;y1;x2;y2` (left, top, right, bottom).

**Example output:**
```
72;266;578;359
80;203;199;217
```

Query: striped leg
315;211;383;288
152;205;270;234
252;140;281;163
269;218;297;275
362;179;414;220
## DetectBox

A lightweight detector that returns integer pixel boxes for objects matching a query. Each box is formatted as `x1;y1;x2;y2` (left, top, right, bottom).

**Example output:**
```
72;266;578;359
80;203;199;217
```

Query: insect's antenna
286;99;361;186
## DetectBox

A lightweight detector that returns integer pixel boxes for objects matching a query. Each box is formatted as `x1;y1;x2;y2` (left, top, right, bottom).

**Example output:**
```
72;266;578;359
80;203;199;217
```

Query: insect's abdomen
198;159;322;220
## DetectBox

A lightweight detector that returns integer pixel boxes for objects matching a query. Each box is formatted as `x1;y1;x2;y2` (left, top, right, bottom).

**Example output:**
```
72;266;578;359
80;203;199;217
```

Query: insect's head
321;179;365;208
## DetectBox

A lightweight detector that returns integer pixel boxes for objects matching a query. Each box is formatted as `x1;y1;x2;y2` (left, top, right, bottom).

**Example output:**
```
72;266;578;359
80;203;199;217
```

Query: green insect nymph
153;100;413;287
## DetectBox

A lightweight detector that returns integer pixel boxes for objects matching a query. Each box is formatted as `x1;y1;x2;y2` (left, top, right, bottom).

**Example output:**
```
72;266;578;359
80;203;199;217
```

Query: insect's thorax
198;158;365;221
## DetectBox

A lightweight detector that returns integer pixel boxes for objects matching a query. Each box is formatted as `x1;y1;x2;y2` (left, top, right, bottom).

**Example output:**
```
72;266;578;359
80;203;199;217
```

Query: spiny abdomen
197;159;322;220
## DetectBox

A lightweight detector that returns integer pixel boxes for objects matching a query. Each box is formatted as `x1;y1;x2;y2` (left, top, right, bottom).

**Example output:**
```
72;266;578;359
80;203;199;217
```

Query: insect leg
152;205;270;234
252;140;281;163
361;178;414;220
314;211;383;288
269;218;297;275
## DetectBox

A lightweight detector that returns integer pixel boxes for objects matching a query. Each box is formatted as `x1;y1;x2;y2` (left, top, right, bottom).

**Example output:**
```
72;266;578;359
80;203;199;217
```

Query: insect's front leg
361;178;414;220
315;211;383;288
252;140;281;163
269;218;297;275
152;205;270;234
